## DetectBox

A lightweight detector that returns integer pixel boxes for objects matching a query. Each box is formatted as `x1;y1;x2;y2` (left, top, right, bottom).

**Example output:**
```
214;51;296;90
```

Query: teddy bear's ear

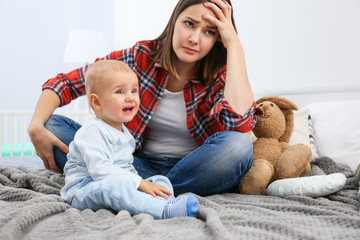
256;96;298;111
256;96;298;143
280;109;294;143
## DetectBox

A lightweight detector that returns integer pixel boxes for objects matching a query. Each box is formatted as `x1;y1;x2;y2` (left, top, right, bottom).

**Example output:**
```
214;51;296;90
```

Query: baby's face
98;69;140;129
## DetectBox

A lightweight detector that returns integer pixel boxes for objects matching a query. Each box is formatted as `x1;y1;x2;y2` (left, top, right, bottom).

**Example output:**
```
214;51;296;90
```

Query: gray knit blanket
0;156;359;240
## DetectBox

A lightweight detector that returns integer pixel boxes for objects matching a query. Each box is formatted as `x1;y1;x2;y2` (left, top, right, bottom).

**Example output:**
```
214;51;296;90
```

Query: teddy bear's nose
262;104;270;111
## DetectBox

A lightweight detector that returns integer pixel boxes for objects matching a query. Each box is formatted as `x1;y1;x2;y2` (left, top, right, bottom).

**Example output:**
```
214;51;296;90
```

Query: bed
1;94;359;240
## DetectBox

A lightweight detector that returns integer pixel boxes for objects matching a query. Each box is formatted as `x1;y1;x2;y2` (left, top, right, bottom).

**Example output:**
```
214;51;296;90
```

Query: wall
0;0;114;111
233;0;360;96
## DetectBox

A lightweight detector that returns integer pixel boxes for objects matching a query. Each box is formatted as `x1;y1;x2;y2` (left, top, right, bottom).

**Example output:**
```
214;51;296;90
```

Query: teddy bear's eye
270;103;274;107
259;103;263;107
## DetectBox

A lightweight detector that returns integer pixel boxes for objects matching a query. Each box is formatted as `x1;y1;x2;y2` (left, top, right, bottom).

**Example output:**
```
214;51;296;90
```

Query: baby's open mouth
123;107;134;112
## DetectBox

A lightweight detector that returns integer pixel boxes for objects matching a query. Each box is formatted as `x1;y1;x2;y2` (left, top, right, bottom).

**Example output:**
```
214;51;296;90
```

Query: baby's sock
161;195;199;219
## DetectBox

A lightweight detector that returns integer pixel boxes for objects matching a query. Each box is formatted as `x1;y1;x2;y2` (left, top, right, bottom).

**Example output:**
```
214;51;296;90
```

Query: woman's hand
138;179;173;199
28;122;67;173
27;89;65;173
202;0;239;49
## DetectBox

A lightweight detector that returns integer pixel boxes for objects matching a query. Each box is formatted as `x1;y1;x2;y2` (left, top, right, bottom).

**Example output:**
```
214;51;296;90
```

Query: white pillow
306;99;360;172
266;173;347;197
290;108;319;162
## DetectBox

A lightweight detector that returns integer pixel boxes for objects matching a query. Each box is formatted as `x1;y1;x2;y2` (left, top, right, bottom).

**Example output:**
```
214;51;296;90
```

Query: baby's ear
89;93;101;110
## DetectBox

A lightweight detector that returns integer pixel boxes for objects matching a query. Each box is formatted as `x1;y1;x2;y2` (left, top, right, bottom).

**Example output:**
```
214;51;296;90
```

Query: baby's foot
161;195;199;219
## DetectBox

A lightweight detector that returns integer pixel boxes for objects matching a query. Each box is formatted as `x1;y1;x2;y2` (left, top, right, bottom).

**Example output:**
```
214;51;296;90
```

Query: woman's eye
185;21;194;28
205;30;216;36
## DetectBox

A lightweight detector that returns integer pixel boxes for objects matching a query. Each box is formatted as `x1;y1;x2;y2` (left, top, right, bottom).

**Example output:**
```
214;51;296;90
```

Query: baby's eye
184;21;194;28
131;89;138;94
115;90;124;94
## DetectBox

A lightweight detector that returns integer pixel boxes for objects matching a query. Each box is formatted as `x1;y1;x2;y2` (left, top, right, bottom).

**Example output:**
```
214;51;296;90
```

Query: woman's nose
189;29;200;45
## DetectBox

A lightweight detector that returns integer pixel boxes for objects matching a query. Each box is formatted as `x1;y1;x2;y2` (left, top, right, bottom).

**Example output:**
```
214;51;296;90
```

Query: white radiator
0;111;92;157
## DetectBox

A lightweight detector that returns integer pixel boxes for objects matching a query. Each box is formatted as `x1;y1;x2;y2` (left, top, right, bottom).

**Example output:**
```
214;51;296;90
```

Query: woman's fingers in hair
203;2;224;21
205;0;232;19
203;0;237;49
202;0;231;27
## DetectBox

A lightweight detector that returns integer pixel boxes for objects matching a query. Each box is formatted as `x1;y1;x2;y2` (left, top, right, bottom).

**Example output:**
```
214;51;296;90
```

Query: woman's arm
203;0;254;115
27;89;68;173
224;40;254;115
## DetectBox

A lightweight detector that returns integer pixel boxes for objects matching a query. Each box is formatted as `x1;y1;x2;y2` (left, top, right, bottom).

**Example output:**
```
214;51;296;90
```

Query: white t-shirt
141;89;198;158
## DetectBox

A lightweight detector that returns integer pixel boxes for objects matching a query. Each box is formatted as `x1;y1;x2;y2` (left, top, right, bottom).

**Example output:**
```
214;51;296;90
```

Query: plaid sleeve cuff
210;98;263;132
42;68;87;106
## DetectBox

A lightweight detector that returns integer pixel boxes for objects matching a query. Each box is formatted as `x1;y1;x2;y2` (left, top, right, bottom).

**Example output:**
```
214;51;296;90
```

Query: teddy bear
239;96;312;195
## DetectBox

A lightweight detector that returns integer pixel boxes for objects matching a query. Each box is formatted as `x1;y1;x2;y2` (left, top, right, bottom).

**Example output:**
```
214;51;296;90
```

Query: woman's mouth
183;47;198;54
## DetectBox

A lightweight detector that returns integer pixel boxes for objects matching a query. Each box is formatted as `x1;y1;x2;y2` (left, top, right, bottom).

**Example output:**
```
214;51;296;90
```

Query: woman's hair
151;0;236;86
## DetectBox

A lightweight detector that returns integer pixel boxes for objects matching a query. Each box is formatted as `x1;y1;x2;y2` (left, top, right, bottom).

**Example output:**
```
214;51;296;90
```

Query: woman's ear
89;93;101;110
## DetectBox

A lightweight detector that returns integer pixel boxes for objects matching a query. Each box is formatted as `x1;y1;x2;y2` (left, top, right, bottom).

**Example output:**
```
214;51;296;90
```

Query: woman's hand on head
202;0;239;49
28;123;67;173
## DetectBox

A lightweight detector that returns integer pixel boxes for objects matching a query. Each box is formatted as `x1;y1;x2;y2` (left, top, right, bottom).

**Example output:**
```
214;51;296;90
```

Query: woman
28;0;260;196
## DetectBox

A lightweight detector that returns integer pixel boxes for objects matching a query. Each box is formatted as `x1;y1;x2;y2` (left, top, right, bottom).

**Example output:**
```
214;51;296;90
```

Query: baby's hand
138;179;173;199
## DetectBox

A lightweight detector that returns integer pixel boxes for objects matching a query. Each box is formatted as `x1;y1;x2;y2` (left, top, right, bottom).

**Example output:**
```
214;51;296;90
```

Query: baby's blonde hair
85;60;134;97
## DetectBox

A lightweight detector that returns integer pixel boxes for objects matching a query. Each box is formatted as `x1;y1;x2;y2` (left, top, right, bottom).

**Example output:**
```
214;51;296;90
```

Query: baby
60;60;199;219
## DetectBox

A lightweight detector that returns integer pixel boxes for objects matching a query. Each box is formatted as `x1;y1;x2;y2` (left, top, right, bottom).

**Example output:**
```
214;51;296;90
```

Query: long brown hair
150;0;237;86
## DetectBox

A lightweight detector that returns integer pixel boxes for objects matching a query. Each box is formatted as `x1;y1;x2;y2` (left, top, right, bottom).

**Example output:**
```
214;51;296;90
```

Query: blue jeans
45;114;253;196
44;114;82;171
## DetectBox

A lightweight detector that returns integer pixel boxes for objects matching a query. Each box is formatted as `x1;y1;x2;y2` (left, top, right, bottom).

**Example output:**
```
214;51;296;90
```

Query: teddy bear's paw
300;163;312;177
239;160;274;195
274;144;312;179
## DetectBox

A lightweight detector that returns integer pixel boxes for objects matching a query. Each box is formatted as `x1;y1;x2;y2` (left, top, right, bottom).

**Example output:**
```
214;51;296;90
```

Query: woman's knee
209;131;253;159
217;132;253;177
223;131;253;159
44;114;65;130
44;114;81;145
45;114;80;133
202;131;253;175
44;114;82;171
212;132;253;190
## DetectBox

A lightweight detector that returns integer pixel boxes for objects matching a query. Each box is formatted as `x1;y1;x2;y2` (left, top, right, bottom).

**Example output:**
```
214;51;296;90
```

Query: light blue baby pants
70;175;173;219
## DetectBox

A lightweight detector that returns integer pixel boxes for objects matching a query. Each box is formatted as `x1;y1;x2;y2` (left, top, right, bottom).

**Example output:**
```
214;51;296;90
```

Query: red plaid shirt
43;41;260;149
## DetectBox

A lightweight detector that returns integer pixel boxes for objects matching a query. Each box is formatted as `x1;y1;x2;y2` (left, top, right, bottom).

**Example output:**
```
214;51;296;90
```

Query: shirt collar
188;67;201;84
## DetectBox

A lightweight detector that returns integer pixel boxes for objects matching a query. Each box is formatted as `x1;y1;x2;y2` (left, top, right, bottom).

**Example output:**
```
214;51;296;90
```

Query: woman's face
172;3;220;66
